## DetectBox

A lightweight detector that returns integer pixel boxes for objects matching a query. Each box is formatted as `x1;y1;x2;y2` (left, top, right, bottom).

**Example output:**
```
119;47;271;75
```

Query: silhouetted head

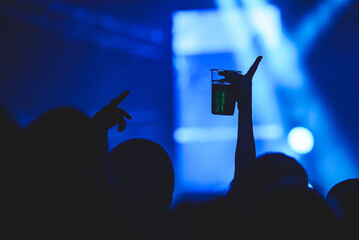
326;178;359;233
326;178;359;200
23;107;108;188
250;185;341;238
228;152;308;209
110;138;174;211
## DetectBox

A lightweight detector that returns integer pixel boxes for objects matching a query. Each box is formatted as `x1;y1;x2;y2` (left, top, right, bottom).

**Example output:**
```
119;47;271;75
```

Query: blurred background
1;0;359;206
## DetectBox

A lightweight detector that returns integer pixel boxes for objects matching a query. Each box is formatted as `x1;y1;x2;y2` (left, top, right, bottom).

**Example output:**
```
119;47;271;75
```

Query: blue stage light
287;127;314;154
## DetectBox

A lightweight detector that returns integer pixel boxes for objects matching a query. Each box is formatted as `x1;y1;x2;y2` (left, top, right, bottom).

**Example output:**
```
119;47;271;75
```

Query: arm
221;56;262;183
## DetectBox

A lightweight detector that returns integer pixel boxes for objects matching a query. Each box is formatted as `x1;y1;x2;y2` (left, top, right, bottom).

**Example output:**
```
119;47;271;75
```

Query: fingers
246;56;262;79
115;109;131;132
217;56;262;80
218;71;227;77
117;118;127;132
118;108;132;120
110;90;130;106
218;71;243;83
218;71;239;77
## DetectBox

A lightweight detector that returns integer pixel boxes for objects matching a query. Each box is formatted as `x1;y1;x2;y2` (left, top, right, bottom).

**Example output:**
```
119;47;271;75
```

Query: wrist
238;94;251;110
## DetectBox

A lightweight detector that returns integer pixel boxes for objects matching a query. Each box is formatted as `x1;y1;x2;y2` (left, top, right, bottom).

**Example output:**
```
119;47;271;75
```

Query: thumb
246;56;262;79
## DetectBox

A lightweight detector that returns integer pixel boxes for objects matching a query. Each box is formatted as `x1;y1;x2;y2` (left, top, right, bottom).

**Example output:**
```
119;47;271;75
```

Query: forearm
233;93;255;182
221;56;262;185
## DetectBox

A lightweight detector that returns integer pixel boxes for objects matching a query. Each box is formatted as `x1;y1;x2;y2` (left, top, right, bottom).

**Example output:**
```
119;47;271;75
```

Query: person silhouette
171;56;264;240
110;138;175;240
21;107;112;237
220;57;308;213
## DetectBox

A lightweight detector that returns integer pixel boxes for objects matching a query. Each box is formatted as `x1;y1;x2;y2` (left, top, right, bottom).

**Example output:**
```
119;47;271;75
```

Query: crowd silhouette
1;56;359;239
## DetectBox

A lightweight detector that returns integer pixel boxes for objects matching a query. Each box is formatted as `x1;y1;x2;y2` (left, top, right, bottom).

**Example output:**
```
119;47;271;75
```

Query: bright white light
287;127;314;154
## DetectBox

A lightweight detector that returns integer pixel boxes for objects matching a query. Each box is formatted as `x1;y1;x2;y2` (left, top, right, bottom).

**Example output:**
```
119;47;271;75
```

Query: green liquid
212;83;235;115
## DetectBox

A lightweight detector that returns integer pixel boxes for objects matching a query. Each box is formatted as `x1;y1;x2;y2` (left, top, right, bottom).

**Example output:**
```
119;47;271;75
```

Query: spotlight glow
287;127;314;154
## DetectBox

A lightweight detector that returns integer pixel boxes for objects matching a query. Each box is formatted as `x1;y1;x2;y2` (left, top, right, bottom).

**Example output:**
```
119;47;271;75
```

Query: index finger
110;90;130;106
246;56;262;78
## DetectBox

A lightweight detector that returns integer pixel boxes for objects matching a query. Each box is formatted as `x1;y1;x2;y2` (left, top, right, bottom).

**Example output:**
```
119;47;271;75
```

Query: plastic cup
211;69;239;115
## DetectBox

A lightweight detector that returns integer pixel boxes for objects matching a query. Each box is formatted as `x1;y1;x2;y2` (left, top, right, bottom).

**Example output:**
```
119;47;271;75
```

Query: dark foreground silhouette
0;56;356;239
326;178;359;238
110;138;174;240
20;107;113;237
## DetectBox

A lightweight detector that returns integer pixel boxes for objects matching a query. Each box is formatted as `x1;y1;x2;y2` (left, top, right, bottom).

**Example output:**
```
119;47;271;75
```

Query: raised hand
93;90;132;132
219;56;262;105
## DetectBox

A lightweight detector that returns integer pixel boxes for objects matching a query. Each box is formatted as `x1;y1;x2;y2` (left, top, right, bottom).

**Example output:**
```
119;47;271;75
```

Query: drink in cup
211;69;240;115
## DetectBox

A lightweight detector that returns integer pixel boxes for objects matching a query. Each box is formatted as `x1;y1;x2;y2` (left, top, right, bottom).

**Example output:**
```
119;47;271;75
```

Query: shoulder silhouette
250;185;342;239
